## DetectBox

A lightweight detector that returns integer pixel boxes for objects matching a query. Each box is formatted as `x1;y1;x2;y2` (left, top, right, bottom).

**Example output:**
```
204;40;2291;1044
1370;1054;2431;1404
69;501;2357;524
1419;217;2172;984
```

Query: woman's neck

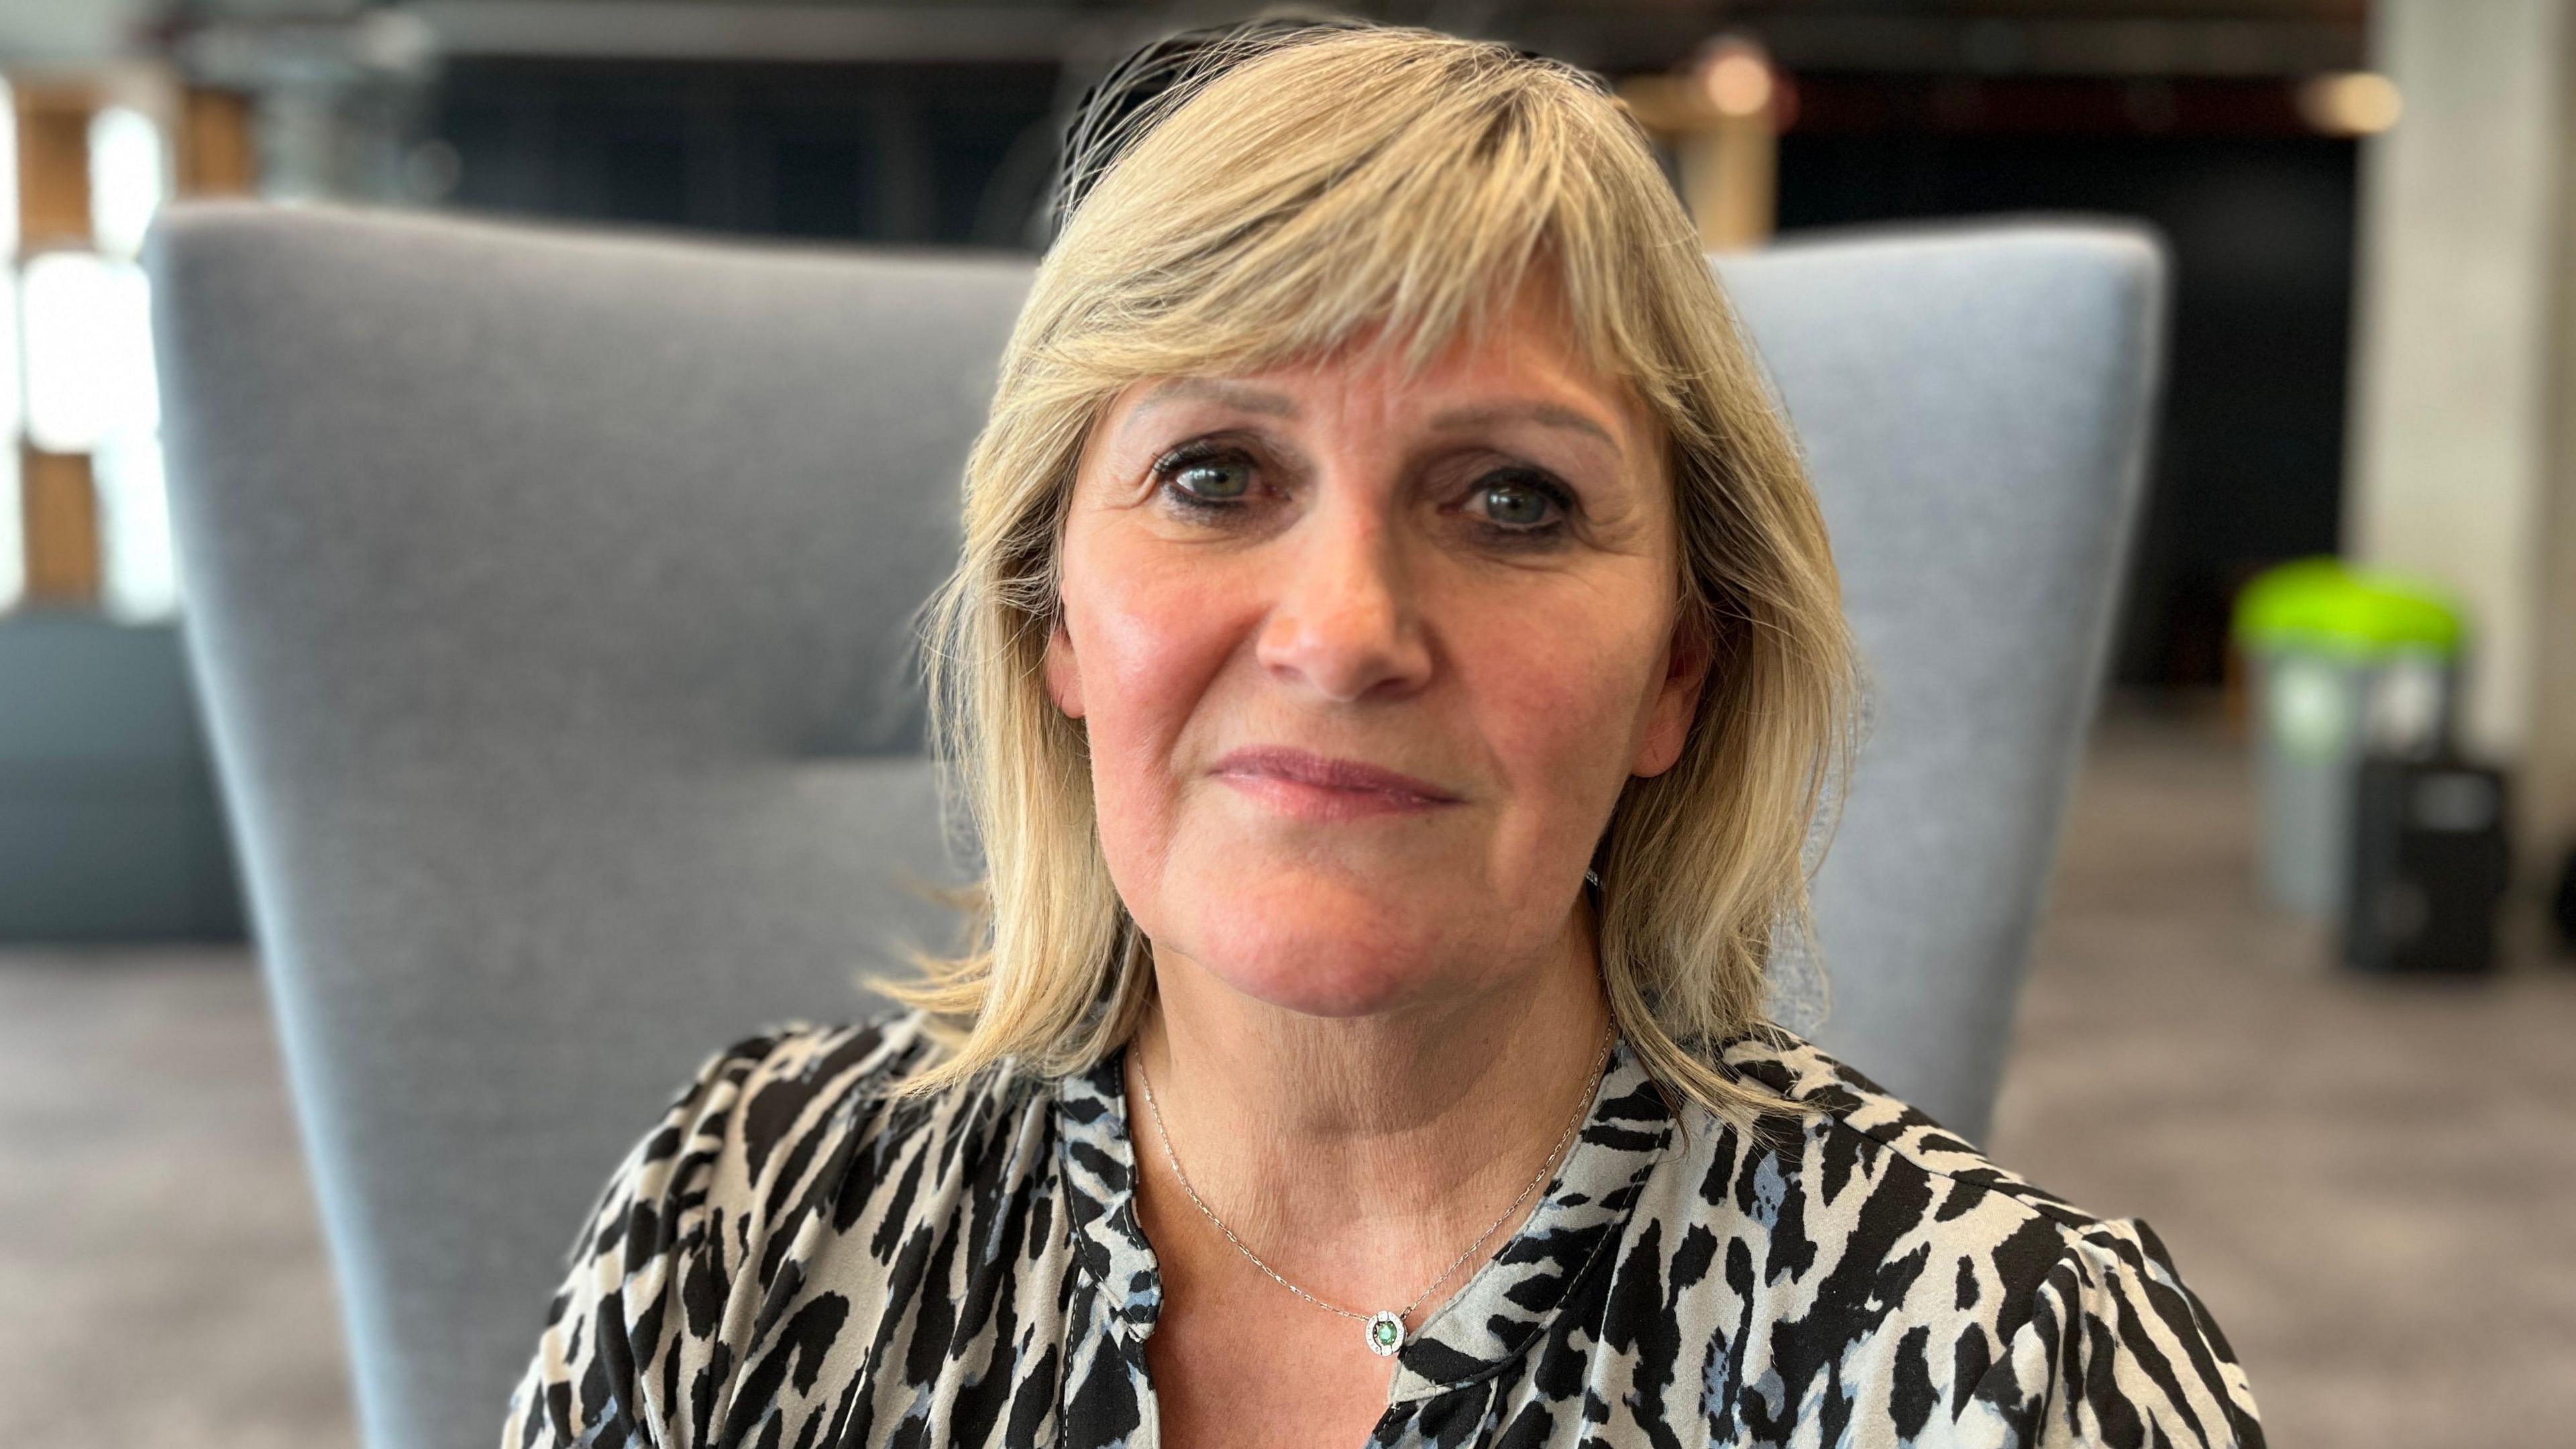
1122;906;1615;1314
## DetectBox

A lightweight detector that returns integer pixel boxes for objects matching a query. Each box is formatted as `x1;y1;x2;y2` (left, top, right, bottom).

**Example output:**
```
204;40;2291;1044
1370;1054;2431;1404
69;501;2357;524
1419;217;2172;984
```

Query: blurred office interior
3;1;2573;1446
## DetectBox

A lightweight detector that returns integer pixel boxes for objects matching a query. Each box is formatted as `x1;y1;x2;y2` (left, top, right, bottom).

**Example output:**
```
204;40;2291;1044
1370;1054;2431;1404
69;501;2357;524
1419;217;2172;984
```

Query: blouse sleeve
1971;1216;2265;1448
498;1029;797;1449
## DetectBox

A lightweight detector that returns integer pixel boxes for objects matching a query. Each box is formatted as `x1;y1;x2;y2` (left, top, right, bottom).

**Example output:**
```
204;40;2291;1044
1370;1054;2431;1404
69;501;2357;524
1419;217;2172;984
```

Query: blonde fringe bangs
878;23;1866;1134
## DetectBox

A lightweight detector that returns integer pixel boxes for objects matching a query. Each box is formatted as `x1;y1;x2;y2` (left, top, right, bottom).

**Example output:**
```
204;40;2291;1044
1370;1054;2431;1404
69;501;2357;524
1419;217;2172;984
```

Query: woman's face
1044;291;1711;1020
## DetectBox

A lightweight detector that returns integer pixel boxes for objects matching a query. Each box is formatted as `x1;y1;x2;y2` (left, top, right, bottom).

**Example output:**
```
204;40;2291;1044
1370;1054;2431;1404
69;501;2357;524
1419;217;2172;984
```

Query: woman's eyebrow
1426;400;1623;459
1124;377;1301;428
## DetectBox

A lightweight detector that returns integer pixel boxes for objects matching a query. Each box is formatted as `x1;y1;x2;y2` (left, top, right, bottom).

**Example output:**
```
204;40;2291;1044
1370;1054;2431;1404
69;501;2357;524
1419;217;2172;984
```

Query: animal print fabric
502;1011;2263;1448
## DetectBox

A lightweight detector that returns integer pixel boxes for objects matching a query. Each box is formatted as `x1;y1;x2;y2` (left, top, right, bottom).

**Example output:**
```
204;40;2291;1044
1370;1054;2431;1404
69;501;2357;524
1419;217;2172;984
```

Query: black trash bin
2343;753;2512;975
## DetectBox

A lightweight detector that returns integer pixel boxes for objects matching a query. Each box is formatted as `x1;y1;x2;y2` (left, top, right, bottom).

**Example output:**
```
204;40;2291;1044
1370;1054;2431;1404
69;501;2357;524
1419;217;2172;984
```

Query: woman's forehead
1101;294;1653;444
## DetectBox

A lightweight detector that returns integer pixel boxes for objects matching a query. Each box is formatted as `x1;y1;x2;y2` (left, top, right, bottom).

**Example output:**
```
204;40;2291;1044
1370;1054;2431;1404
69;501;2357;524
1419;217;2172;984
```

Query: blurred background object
0;0;254;943
5;2;2575;1448
2232;555;2463;916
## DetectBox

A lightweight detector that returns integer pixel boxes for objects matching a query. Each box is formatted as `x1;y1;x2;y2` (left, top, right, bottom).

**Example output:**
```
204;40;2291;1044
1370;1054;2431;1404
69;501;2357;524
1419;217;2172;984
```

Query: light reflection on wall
95;431;174;620
22;252;155;453
7;98;179;622
0;78;17;613
91;106;162;260
90;103;173;623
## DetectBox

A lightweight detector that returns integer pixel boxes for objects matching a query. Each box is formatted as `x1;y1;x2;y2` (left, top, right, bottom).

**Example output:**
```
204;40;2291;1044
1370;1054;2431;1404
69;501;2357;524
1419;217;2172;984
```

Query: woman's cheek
1462;604;1625;735
1463;603;1666;818
1089;533;1243;688
1073;539;1242;822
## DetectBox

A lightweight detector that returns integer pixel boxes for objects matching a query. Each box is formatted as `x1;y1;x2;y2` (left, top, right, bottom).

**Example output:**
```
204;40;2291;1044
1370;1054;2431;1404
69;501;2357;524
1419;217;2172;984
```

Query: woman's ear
1042;612;1087;720
1631;607;1714;779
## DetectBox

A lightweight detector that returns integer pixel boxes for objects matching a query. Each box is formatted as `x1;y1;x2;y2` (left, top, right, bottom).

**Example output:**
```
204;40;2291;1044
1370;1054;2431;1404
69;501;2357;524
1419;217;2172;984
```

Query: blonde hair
882;21;1865;1128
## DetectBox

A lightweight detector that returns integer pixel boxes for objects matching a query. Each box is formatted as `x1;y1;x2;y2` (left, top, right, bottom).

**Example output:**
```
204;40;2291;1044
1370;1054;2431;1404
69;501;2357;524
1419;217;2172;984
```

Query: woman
503;22;2262;1449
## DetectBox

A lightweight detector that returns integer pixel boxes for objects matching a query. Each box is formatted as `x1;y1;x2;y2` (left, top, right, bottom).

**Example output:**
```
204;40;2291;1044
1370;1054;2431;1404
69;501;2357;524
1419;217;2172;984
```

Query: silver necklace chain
1132;1025;1617;1355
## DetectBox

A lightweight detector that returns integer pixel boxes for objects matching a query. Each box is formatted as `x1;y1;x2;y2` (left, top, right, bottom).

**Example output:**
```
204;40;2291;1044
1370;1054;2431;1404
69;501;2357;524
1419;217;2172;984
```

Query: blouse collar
1052;1034;1676;1398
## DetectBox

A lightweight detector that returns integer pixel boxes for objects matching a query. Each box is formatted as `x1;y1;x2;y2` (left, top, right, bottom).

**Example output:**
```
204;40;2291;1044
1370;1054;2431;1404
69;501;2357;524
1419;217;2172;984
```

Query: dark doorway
1778;80;2357;688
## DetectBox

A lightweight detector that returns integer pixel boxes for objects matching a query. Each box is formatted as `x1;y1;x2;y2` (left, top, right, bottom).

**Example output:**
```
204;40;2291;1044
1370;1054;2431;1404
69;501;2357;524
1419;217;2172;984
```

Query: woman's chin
1213;959;1433;1019
1147;867;1501;1017
1189;919;1462;1019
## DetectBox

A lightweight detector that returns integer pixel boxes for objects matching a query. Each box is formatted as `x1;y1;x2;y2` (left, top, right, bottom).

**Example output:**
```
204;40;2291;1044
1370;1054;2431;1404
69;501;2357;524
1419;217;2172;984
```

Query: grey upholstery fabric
148;202;2161;1449
1726;221;2165;1140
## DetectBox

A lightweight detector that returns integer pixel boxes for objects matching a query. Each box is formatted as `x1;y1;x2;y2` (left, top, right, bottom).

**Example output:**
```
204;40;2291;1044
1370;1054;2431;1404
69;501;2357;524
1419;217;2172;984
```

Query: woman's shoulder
1673;1026;2266;1446
1709;1025;2085;1224
643;1007;1053;1170
500;1008;1056;1449
1698;1024;2193;1278
587;1009;1064;1263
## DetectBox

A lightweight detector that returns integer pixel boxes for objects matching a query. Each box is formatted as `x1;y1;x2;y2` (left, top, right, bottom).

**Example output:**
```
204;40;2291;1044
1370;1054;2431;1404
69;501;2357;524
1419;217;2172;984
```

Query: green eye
1478;478;1558;528
1168;455;1254;502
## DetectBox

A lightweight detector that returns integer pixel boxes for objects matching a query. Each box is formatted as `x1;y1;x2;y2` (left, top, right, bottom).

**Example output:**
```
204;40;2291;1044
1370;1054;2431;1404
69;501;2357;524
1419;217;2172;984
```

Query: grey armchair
148;201;2162;1449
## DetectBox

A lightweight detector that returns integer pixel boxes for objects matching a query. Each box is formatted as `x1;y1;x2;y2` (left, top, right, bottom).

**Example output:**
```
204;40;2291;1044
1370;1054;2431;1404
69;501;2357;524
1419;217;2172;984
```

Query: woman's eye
1151;446;1257;511
1173;458;1253;502
1471;474;1568;531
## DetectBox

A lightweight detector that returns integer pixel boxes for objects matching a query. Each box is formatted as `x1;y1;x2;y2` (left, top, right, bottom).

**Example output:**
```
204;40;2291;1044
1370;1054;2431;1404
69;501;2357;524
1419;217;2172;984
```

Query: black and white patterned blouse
502;1010;2263;1448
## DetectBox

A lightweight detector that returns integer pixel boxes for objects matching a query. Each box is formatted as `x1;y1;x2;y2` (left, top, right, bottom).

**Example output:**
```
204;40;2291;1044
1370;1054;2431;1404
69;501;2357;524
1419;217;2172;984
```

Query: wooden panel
179;88;256;197
1679;119;1777;253
22;447;99;604
1617;73;1780;253
14;80;95;248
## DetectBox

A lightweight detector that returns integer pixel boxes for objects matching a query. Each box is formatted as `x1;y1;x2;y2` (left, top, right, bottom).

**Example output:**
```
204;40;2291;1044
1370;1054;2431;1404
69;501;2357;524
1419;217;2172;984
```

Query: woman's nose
1254;491;1433;703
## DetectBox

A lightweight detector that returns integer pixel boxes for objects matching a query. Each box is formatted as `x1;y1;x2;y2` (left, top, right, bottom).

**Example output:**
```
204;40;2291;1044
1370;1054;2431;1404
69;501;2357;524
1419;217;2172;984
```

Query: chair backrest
150;201;2161;1449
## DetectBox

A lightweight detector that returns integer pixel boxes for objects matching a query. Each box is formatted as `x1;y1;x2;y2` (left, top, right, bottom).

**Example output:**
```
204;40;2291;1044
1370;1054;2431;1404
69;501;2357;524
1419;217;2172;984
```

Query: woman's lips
1210;747;1462;820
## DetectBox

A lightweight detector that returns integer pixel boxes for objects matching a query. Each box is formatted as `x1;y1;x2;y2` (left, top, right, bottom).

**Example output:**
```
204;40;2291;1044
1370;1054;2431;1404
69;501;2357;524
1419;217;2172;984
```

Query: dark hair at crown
1049;15;1371;239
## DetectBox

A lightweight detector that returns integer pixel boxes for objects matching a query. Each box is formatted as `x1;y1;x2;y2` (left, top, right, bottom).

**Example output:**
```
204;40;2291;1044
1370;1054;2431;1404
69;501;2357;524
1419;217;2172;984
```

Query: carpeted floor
5;698;2570;1447
1985;700;2576;1448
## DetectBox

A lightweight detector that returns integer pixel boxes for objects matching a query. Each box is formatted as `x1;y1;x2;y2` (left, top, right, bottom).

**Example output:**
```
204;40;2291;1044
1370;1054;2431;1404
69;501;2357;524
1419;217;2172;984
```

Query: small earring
1584;869;1603;889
